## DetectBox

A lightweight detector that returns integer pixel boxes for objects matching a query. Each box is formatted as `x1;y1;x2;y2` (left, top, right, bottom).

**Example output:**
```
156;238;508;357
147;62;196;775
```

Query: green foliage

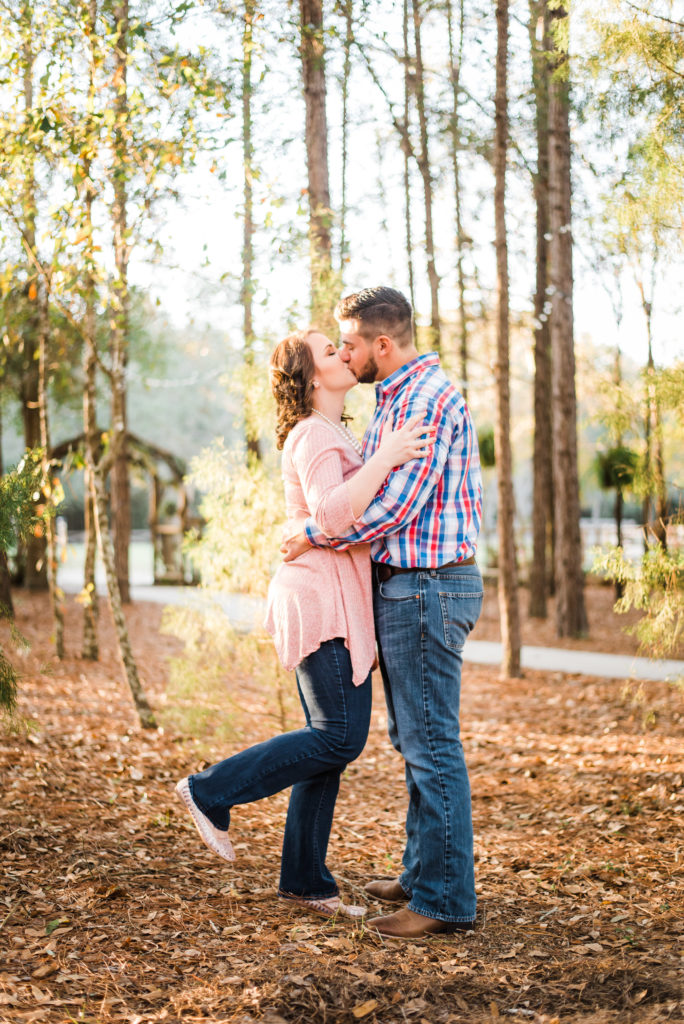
585;1;684;171
594;373;641;448
0;449;46;551
184;438;284;598
0;450;53;715
655;363;684;423
594;539;684;682
0;649;18;717
160;603;297;744
478;427;496;469
161;433;294;740
595;445;638;491
0;0;234;425
592;359;683;506
0;452;38;716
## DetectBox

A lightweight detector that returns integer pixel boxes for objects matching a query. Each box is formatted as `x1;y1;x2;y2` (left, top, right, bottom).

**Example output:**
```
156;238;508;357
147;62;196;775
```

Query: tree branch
622;1;684;29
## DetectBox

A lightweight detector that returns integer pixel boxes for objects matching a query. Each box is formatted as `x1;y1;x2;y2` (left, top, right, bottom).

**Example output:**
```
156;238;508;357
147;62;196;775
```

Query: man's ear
374;334;393;356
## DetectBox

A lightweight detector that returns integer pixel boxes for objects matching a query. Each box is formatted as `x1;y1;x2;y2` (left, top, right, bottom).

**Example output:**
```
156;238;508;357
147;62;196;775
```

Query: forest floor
1;585;682;1024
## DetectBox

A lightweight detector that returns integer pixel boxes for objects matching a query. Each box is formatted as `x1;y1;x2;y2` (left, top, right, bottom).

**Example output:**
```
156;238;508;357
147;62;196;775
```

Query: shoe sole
175;778;235;863
369;921;475;938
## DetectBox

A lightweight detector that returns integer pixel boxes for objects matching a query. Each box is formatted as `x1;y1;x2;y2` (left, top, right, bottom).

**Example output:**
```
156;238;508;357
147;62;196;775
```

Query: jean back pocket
438;590;483;650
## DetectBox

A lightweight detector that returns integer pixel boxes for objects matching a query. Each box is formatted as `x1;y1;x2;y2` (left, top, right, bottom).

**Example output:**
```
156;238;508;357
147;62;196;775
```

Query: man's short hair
335;286;413;347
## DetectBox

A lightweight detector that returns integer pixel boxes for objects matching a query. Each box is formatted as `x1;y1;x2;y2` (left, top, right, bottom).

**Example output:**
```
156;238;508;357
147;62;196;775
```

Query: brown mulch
0;590;682;1024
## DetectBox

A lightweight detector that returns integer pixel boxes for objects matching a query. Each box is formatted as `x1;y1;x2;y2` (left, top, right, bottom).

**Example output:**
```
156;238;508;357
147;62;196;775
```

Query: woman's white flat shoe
175;777;236;862
279;892;367;919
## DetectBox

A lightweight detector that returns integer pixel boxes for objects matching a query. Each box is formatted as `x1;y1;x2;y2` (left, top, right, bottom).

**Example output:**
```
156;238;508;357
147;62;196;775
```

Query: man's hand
280;531;311;562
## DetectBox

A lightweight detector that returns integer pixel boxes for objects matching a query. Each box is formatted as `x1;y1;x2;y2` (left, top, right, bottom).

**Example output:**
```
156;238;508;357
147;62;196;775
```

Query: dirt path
0;591;682;1024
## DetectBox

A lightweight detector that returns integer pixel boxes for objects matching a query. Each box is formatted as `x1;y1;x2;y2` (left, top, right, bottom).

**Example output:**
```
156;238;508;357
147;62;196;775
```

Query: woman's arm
290;417;433;537
344;414;433;517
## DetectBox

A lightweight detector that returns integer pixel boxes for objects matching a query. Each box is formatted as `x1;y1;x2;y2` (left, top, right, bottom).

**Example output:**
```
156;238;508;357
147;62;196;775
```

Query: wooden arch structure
50;431;201;585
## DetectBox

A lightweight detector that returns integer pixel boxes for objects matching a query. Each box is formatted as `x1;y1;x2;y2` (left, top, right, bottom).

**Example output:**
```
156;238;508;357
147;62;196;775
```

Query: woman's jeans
188;638;372;899
374;564;483;924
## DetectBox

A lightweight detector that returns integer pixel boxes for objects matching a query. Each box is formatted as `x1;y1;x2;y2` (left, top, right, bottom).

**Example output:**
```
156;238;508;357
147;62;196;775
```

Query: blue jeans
188;638;372;898
374;564;483;924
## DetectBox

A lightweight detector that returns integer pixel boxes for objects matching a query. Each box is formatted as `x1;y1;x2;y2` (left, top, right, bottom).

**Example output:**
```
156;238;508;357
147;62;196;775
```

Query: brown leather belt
374;555;476;583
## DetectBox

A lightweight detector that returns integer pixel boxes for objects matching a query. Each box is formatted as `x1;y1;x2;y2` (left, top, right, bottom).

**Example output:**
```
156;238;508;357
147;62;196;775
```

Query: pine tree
548;1;588;637
494;0;521;676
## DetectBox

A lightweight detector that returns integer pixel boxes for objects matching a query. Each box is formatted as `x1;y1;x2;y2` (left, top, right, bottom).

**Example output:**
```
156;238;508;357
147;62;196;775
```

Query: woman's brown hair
270;329;317;450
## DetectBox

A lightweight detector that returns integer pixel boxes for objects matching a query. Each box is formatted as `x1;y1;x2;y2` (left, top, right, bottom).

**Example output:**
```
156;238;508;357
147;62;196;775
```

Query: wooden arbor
50;431;201;586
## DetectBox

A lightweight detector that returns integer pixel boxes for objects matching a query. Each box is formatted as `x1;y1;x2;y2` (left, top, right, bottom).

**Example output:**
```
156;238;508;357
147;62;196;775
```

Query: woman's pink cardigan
264;416;375;685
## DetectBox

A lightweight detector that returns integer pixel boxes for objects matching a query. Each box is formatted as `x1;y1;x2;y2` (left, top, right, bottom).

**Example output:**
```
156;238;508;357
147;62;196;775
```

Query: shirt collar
375;353;440;401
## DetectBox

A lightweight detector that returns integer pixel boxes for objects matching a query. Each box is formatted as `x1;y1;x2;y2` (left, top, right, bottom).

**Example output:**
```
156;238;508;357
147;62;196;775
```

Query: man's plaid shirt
304;353;482;566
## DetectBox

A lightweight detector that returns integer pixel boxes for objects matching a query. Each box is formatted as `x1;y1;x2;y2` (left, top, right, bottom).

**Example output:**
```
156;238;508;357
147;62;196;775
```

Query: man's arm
304;397;456;550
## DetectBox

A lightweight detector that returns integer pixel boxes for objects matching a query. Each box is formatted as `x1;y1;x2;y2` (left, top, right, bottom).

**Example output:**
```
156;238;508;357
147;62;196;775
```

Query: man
283;286;483;938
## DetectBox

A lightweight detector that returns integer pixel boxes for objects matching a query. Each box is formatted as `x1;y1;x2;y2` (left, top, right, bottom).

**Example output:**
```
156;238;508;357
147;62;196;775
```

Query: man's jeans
188;638;371;899
374;564;483;924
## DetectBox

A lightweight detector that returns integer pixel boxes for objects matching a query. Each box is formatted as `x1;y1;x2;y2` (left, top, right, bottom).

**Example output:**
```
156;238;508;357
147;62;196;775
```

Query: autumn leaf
32;963;59;979
45;917;69;935
352;1000;379;1019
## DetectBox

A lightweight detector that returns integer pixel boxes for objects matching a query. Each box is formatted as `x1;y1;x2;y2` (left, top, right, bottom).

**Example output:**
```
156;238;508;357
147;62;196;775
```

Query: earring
313;380;320;388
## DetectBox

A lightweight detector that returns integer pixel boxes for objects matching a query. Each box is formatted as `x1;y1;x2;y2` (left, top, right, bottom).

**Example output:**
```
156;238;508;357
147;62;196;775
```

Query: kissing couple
176;285;483;939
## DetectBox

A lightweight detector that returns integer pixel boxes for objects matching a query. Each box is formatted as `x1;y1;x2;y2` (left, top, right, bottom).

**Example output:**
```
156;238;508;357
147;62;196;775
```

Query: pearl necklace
312;409;363;455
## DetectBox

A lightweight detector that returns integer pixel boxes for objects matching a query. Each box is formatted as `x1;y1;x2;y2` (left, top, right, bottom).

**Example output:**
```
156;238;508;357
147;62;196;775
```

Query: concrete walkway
463;641;684;682
59;577;684;685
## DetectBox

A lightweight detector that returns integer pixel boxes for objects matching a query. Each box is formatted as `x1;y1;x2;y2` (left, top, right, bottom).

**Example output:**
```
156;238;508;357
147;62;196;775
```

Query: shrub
160;439;299;741
594;536;684;685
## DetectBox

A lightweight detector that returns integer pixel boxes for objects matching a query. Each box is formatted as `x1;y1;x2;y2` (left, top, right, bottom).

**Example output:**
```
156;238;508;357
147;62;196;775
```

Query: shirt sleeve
305;394;458;549
289;424;360;539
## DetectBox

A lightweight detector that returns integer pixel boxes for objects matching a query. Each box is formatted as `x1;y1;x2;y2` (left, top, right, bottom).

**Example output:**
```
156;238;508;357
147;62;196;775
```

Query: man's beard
354;353;378;384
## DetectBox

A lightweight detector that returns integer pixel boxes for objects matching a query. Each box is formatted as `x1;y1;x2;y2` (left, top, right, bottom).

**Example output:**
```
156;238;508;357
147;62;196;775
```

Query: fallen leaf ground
1;587;682;1024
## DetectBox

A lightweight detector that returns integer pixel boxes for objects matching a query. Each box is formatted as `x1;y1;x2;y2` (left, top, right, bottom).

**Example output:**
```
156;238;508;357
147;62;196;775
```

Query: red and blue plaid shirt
304;353;482;567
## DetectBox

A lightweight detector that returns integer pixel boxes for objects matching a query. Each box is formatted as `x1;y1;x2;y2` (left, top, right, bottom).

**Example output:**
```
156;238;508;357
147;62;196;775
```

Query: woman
176;328;432;919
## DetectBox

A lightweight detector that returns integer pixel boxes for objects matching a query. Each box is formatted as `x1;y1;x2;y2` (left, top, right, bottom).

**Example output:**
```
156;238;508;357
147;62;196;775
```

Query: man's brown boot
363;878;409;902
367;907;475;938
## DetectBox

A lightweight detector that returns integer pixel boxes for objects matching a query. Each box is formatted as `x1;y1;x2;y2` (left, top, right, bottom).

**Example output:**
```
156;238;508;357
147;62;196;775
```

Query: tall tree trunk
82;465;99;659
528;0;553;618
300;0;335;332
82;0;99;661
241;0;261;462
83;288;154;727
548;2;588;637
613;342;624;601
82;10;152;723
637;268;667;549
19;328;46;591
494;0;521;677
339;0;352;277
110;0;131;603
83;274;102;666
652;400;667;546
20;4;47;592
0;404;13;618
411;0;441;354
92;463;156;727
37;283;64;658
446;0;468;392
402;0;417;342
